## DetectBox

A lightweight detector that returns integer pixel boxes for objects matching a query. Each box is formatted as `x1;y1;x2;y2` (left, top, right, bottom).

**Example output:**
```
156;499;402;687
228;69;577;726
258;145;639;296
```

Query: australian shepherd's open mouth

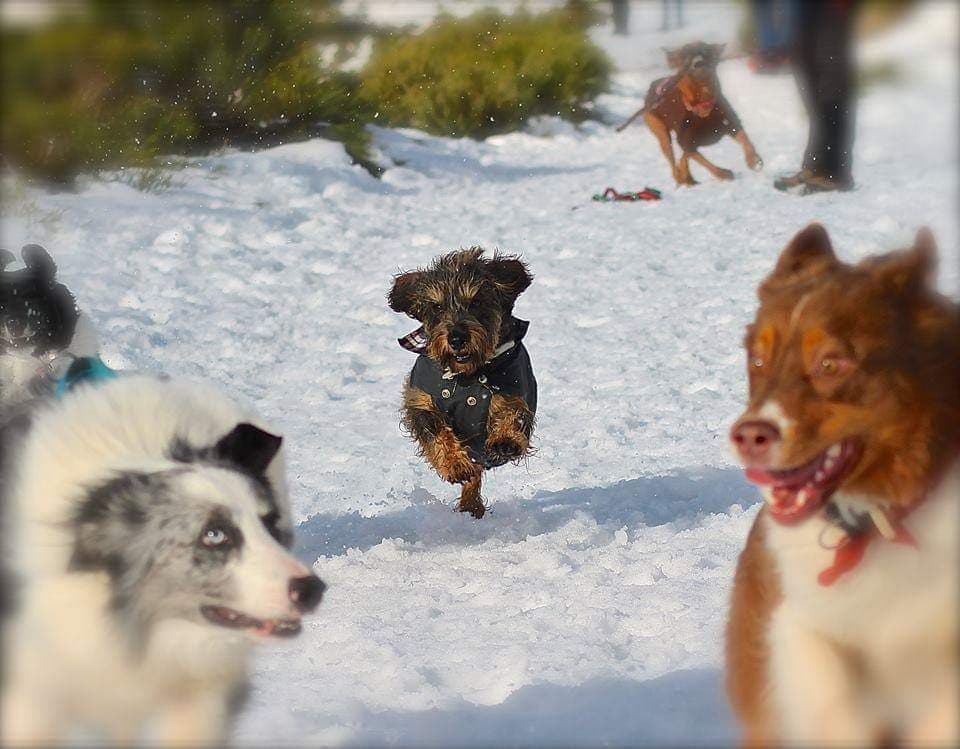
200;605;302;638
745;438;863;524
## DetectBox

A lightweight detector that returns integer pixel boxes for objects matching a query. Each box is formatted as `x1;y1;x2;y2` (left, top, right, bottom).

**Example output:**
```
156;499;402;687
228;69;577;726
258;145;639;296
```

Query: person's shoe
798;174;855;195
773;169;814;191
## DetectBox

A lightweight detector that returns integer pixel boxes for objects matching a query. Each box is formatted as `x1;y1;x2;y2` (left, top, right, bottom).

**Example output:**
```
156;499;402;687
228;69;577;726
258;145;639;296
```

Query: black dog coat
400;318;537;467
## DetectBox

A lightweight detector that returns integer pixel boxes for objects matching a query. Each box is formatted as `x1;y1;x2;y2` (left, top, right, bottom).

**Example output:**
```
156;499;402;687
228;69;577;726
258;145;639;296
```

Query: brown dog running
725;224;960;745
389;249;537;519
618;42;763;186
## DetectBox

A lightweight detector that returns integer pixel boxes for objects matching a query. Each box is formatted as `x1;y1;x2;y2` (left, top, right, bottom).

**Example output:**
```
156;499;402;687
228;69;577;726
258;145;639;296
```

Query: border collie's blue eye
201;527;230;548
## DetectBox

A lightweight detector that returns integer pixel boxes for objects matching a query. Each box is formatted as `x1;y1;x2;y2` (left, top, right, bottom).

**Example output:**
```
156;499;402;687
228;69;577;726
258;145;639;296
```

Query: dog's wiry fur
390;248;535;518
725;225;960;745
1;376;323;745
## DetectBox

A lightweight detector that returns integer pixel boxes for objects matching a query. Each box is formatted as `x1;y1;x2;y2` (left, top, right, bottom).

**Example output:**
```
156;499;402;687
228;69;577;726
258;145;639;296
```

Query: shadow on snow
295;466;755;562
345;668;735;748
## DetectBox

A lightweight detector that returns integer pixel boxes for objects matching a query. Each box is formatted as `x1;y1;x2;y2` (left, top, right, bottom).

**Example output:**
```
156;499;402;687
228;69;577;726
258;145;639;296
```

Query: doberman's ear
21;245;57;281
487;254;532;303
213;423;283;475
761;224;839;297
663;46;685;69
388;271;424;318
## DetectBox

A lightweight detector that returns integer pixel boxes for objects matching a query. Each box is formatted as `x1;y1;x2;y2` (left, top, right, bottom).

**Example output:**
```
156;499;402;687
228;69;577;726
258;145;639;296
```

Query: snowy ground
1;2;957;746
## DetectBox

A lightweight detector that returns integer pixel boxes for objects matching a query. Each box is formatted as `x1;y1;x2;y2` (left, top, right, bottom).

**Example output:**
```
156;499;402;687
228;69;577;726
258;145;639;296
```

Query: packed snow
1;2;956;745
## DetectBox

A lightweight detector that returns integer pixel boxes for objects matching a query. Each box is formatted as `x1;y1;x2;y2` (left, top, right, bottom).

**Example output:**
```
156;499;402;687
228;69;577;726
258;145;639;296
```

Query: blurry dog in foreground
726;224;959;745
389;249;537;519
1;374;325;744
617;42;763;186
0;244;98;411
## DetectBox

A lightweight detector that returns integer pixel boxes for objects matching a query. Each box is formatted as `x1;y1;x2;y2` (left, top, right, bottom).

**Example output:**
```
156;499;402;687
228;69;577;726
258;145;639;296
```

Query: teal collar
55;356;118;399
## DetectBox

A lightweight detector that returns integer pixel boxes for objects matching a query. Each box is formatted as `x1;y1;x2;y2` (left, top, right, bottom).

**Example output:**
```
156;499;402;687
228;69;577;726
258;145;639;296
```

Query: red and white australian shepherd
725;224;960;745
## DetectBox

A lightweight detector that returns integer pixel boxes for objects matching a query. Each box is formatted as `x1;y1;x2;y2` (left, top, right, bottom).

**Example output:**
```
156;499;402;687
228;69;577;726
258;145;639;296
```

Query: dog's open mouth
692;99;715;116
200;605;302;638
454;353;472;364
744;438;862;525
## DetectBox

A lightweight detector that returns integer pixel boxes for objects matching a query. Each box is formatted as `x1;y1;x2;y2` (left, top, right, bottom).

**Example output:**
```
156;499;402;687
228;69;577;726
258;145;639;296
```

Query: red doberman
618;42;763;187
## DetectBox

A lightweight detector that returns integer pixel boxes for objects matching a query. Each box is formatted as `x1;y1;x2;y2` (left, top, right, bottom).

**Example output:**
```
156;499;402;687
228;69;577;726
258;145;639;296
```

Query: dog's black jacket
405;318;537;465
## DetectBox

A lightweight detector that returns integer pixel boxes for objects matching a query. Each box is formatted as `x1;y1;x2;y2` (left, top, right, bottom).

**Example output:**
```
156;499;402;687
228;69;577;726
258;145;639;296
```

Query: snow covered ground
1;2;957;745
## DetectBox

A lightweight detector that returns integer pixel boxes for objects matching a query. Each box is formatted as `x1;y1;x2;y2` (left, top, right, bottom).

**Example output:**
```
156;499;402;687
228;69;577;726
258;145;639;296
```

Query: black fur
0;244;79;356
168;425;291;548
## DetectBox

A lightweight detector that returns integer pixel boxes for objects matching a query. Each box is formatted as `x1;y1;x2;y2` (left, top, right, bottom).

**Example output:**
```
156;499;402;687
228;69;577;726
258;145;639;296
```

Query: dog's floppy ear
388;271;423;317
21;244;57;282
488;254;532;303
761;223;839;297
213;423;283;475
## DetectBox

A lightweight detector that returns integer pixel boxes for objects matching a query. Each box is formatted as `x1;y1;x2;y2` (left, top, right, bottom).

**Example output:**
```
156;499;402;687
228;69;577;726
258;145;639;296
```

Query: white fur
0;312;99;409
756;400;795;443
1;376;302;746
764;460;960;744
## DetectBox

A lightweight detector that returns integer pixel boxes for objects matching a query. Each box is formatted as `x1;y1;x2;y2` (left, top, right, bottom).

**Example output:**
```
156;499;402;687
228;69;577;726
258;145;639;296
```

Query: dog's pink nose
731;420;781;462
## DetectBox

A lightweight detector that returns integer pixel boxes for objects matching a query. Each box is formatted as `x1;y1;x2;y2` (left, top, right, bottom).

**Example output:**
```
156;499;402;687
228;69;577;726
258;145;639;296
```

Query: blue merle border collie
0;374;324;745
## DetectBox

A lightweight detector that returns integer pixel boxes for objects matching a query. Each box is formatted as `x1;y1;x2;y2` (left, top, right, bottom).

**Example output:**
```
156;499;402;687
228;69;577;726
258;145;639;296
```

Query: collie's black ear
214;423;283;475
21;245;57;282
488;254;532;302
388;271;423;317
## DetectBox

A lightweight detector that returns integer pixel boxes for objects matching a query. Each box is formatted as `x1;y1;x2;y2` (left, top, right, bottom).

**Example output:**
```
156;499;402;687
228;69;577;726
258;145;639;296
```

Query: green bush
358;8;611;138
1;0;370;185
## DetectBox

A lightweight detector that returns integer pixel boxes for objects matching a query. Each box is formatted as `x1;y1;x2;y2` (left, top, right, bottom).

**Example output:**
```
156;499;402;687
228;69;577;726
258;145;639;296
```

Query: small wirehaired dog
389;248;537;518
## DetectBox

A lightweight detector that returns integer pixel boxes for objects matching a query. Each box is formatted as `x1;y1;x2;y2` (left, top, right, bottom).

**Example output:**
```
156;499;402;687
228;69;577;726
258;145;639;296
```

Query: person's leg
814;3;856;183
753;0;778;55
799;1;856;184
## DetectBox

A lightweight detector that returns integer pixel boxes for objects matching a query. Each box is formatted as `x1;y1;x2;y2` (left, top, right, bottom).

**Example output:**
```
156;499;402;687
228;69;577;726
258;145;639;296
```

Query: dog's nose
289;574;325;613
730;420;781;462
448;327;468;350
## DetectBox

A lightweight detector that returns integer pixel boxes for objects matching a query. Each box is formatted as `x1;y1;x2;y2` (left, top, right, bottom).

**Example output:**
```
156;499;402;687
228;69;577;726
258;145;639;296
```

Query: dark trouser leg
794;1;856;183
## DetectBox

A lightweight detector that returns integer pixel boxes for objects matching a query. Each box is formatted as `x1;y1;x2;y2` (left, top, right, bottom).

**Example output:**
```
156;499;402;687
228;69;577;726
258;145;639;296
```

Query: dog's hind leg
686;150;733;181
458;474;485;519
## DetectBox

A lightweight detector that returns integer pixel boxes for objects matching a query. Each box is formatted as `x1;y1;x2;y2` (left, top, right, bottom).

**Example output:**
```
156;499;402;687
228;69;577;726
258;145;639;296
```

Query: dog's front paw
715;167;735;181
483;438;523;468
746;151;763;171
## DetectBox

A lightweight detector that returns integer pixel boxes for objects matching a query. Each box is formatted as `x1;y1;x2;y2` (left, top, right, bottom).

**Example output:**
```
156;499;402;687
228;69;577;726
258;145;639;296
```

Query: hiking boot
773;169;814;191
798;174;855;195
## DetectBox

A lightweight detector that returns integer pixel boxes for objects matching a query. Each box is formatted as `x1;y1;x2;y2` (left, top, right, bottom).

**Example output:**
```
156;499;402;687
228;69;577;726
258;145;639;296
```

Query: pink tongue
256;620;276;636
745;467;777;485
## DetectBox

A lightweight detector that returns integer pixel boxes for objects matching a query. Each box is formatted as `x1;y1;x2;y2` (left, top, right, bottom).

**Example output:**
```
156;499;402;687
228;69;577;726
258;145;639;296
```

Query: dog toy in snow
592;187;662;202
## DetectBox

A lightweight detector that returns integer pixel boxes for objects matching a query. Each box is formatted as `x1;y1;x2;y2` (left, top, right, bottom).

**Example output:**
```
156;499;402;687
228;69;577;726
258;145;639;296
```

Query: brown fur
390;249;535;519
725;224;960;741
629;42;762;186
